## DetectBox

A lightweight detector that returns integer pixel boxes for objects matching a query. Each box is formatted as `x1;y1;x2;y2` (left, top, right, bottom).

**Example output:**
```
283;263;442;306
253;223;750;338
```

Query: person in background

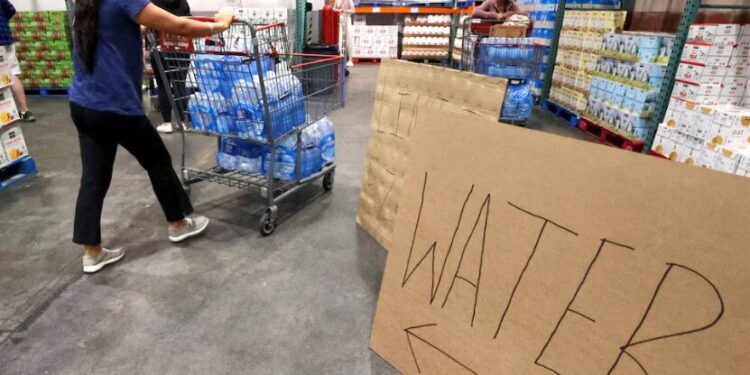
333;0;355;67
70;0;232;273
151;0;191;134
0;0;34;122
473;0;528;21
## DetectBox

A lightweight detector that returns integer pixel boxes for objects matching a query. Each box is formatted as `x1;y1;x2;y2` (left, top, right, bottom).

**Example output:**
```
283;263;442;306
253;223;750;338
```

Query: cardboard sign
370;108;750;374
356;60;506;251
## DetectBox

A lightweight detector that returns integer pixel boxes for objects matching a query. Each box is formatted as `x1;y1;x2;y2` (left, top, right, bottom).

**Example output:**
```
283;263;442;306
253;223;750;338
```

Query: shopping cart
457;17;543;125
149;18;345;235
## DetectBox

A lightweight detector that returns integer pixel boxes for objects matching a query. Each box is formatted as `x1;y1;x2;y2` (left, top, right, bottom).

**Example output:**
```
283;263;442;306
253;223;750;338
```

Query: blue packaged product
194;54;225;93
188;92;232;132
502;82;533;120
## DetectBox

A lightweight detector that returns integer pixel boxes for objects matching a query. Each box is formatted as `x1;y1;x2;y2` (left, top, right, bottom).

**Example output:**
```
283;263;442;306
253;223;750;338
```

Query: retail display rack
646;0;750;152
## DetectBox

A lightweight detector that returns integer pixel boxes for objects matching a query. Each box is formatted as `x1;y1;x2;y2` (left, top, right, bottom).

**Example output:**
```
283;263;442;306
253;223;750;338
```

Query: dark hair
74;0;102;73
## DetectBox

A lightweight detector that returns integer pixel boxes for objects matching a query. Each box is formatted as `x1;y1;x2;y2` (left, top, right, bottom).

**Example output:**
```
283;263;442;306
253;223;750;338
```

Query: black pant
70;102;193;245
151;53;190;123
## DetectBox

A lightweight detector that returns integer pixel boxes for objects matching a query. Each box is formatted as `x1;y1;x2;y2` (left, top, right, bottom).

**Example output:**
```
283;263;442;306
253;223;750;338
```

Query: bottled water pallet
0;156;37;192
542;99;580;128
25;87;69;97
578;117;646;153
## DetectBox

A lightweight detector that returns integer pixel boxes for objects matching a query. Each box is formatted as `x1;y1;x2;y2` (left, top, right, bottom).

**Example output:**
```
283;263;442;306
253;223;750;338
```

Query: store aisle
0;64;586;374
0;65;399;374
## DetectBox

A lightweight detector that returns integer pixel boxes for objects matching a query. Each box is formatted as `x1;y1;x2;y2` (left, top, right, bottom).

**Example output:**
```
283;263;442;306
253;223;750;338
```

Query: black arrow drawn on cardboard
404;323;478;375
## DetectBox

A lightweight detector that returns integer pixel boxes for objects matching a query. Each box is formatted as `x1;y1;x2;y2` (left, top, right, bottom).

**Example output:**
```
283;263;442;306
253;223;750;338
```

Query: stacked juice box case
0;45;25;170
585;31;675;140
550;10;626;114
10;11;73;89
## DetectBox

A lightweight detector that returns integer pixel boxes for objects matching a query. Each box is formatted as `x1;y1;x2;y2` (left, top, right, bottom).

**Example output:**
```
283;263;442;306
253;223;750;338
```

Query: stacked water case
151;21;343;235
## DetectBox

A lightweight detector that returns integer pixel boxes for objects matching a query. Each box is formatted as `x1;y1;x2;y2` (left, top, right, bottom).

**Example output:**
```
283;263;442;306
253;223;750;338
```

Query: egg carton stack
351;25;398;60
402;15;450;61
550;10;626;114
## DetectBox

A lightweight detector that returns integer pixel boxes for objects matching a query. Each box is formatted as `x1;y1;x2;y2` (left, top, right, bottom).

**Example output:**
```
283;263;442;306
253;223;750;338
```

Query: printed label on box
1;124;27;163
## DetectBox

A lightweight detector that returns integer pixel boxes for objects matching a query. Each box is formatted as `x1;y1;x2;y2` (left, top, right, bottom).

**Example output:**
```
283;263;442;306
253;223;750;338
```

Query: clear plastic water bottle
235;141;262;174
319;118;335;165
216;138;238;170
263;137;297;180
195;55;224;93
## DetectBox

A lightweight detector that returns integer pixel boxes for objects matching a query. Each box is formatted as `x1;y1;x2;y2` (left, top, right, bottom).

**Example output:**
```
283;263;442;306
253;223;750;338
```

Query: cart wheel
322;172;334;191
259;212;277;236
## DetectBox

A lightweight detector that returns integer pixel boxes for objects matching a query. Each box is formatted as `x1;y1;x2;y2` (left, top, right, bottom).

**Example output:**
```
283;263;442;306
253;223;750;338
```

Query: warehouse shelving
540;0;636;101
646;0;750;152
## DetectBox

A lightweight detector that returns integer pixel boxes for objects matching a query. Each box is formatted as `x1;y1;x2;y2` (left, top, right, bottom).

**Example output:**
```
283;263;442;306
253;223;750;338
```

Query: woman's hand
496;12;508;21
213;12;234;32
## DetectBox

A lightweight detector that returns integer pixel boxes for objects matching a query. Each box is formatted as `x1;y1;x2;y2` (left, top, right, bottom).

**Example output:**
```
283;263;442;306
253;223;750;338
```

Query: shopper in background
0;0;35;122
473;0;528;21
151;0;191;134
333;0;355;67
70;0;232;273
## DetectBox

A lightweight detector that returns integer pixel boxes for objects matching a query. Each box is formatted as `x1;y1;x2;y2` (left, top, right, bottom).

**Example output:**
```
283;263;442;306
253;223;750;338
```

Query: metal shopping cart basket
458;18;544;125
149;18;345;235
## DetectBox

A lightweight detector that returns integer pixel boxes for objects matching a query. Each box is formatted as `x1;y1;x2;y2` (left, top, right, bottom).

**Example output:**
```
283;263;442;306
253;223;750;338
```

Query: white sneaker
168;215;210;243
157;122;174;134
82;248;124;274
346;60;354;67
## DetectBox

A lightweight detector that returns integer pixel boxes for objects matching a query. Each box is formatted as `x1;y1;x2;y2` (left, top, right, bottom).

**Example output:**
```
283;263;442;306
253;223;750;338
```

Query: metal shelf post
296;0;307;53
540;0;566;101
644;0;700;152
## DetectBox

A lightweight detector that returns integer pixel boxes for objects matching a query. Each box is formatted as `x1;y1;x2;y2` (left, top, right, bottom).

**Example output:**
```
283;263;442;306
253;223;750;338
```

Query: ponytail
74;0;102;73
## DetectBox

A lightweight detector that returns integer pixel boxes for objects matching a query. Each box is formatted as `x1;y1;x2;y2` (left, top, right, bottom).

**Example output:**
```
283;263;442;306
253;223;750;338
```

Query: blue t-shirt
69;0;151;116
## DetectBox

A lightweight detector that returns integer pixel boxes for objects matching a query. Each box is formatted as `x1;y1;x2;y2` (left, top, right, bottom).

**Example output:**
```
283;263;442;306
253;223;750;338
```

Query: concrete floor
0;65;584;374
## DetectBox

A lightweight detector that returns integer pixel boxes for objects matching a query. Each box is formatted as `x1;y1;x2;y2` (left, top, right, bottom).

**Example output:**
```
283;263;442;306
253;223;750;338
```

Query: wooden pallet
542;99;580;127
577;117;646;153
352;57;383;64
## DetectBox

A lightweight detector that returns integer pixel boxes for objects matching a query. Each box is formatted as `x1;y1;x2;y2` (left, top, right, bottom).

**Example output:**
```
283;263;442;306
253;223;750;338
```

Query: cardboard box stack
652;101;750;177
671;24;748;106
10;11;72;89
550;10;626;113
652;24;750;177
351;25;398;60
585;32;674;140
0;46;26;170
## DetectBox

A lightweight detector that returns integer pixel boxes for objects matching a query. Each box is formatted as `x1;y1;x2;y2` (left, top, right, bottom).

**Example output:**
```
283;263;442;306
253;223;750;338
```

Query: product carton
688;24;718;43
1;124;28;163
721;82;746;97
0;89;19;127
681;43;711;64
0;140;7;168
707;106;750;146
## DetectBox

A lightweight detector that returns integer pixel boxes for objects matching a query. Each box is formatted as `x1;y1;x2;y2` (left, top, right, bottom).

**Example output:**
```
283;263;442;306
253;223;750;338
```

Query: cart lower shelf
184;163;336;236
